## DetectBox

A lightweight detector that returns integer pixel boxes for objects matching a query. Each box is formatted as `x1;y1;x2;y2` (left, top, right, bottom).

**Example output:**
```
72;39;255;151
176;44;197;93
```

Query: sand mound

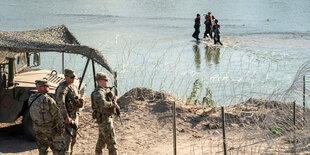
119;88;304;132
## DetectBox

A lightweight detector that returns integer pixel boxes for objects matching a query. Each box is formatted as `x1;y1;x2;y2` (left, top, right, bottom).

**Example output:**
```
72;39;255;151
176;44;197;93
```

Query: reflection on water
205;45;220;65
193;44;221;70
193;43;201;70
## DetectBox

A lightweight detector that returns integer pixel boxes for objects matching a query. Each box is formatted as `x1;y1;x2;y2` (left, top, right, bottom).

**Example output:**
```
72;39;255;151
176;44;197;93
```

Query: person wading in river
192;13;201;41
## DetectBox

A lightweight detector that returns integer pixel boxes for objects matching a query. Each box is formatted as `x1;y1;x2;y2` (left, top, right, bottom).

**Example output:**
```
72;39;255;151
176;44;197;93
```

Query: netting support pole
62;52;64;74
293;101;296;155
303;76;306;125
0;64;2;88
222;106;227;155
92;59;97;88
79;58;90;90
114;72;118;96
173;101;176;155
7;57;15;87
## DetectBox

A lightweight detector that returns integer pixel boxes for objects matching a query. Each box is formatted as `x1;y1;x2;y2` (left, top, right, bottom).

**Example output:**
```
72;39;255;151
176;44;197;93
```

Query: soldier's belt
99;111;113;117
34;121;54;127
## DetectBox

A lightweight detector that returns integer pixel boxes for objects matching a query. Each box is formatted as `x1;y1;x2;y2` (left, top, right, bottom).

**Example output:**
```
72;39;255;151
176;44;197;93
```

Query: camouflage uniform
91;73;118;155
55;69;83;155
28;80;65;155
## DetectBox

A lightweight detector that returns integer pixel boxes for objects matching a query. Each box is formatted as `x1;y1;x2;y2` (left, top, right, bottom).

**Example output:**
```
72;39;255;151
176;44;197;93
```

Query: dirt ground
1;87;309;154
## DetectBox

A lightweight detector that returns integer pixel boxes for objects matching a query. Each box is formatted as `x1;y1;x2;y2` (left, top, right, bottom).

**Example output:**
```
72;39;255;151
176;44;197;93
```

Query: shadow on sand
0;124;36;153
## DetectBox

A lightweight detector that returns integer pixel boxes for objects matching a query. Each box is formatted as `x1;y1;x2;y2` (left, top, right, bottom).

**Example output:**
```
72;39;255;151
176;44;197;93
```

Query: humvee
0;25;116;139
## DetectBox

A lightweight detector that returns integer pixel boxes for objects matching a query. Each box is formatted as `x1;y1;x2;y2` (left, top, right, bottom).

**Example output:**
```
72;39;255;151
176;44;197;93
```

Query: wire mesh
36;36;310;154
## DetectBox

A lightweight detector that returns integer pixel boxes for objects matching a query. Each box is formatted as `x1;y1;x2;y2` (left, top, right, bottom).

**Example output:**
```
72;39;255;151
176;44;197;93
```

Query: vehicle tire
22;109;35;141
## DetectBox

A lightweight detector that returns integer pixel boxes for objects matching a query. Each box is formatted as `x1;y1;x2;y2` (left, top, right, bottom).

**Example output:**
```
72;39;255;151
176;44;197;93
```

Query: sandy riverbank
1;87;309;154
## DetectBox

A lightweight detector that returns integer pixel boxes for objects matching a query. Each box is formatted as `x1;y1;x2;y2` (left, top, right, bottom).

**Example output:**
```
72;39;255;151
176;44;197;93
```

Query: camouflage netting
0;25;115;76
0;51;16;64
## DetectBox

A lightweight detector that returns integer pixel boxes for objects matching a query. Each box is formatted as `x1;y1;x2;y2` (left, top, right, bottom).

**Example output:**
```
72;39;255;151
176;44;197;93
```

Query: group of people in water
192;12;223;45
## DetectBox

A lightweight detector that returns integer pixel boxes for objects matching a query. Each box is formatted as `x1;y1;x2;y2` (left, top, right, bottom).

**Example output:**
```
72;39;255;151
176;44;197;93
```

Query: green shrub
269;126;282;136
187;79;215;107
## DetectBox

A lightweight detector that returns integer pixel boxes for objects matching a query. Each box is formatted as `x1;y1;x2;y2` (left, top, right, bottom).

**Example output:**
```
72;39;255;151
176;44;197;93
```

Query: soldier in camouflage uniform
28;79;66;155
55;69;84;155
91;72;119;155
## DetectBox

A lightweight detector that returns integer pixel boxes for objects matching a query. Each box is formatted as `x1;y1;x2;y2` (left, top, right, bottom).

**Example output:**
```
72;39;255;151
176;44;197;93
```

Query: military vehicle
0;25;117;138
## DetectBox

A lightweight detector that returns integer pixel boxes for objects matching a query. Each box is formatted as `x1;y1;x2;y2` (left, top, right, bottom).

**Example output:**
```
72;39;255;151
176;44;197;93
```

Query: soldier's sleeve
73;85;84;108
28;94;35;106
91;91;98;112
93;90;114;108
48;97;65;129
55;85;69;118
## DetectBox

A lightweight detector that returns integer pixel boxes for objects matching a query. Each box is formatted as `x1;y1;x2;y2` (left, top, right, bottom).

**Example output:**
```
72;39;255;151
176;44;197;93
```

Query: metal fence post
222;106;227;155
293;101;296;155
303;76;306;125
173;101;176;155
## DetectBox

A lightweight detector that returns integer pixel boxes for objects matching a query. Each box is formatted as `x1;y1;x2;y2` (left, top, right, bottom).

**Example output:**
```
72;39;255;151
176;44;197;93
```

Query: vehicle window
2;64;8;73
16;53;26;70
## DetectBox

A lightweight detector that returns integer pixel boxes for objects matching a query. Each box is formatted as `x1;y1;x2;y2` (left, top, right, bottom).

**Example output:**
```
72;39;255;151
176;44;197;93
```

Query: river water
1;0;310;105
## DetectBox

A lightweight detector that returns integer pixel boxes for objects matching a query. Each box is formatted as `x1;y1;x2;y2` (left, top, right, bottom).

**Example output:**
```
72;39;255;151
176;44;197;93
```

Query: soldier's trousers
64;114;79;155
95;118;118;155
34;127;66;155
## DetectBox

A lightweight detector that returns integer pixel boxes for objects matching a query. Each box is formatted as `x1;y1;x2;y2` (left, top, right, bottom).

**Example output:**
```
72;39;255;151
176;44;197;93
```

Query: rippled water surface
1;0;310;104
